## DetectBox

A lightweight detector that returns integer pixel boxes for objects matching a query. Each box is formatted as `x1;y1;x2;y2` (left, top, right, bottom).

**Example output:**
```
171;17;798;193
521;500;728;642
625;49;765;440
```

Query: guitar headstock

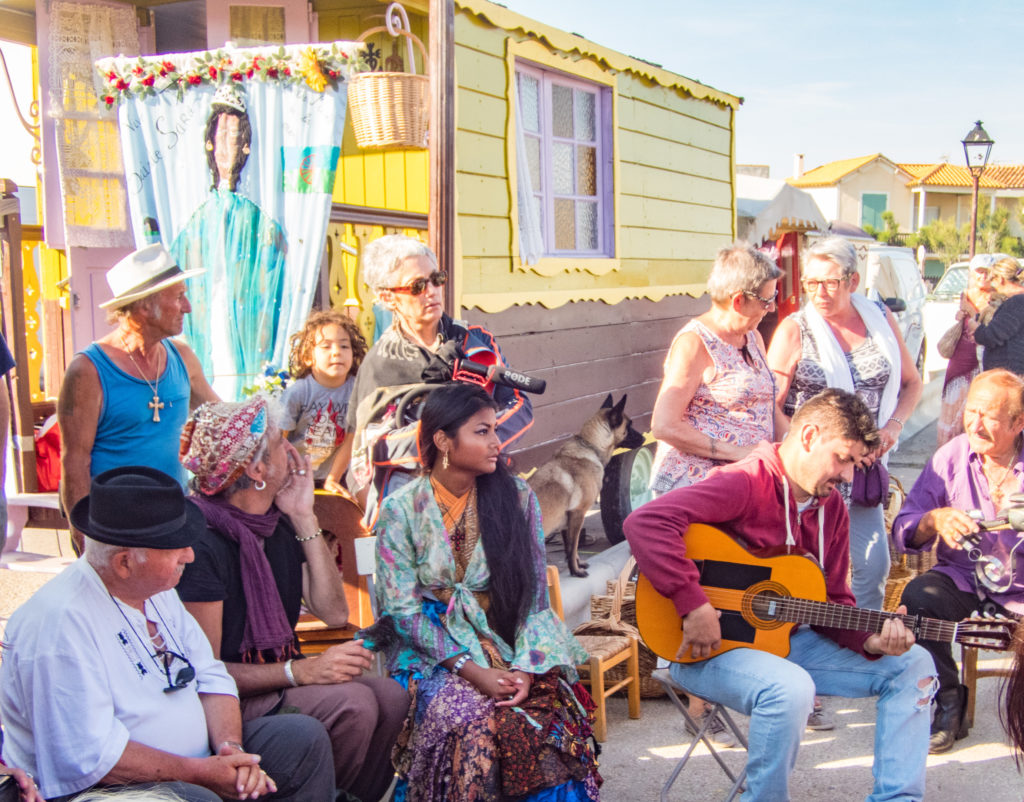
955;616;1019;651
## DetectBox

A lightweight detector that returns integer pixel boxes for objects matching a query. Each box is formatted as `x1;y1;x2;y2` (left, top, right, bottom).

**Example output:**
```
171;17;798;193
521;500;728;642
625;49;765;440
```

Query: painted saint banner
97;43;359;398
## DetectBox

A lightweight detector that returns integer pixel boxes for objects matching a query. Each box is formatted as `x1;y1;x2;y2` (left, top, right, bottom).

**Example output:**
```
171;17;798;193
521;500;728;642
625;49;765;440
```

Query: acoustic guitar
634;523;1018;663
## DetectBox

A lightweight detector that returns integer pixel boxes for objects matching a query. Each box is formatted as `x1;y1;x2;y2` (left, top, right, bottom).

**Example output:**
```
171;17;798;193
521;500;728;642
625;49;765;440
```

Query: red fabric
625;441;872;657
34;415;61;492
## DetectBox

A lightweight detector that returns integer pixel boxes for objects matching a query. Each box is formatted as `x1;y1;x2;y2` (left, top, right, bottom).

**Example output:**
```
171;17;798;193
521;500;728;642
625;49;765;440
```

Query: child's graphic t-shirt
281;375;354;479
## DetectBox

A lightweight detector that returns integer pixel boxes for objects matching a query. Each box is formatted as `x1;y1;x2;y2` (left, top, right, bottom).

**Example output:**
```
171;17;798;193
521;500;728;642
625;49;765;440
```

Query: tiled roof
788;154;883;187
900;162;1002;189
985;165;1024;188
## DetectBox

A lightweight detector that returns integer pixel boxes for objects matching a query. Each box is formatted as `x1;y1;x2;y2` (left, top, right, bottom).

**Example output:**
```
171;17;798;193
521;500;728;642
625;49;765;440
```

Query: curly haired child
281;309;367;492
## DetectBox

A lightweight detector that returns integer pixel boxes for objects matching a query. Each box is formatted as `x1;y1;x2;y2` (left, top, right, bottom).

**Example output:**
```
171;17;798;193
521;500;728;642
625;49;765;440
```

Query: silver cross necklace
120;333;165;422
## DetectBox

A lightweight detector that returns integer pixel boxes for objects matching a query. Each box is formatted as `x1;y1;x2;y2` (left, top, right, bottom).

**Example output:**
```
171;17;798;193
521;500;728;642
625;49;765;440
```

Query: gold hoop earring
442;451;449;470
254;479;266;491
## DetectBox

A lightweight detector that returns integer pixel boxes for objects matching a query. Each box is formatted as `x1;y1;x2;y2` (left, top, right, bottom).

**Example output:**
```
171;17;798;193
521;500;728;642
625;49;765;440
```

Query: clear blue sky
3;4;1022;186
500;0;1024;179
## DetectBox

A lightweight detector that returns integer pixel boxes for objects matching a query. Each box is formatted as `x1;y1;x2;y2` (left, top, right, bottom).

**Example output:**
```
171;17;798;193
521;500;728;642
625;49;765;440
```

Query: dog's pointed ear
612;395;628;415
601;394;613;409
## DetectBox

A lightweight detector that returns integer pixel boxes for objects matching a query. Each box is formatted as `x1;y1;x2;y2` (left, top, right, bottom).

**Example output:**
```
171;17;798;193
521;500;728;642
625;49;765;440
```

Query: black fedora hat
70;466;205;549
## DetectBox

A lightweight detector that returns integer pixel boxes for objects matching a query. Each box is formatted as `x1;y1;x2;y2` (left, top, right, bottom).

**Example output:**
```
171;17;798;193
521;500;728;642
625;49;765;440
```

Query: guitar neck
763;596;959;643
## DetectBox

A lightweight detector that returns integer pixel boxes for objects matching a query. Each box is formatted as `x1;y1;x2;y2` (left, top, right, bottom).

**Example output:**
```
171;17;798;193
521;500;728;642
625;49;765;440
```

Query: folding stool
652;668;748;802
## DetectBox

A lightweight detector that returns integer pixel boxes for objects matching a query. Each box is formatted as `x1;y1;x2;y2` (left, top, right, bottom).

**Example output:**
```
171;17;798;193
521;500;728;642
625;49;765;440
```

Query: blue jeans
849;502;890;610
669;628;935;802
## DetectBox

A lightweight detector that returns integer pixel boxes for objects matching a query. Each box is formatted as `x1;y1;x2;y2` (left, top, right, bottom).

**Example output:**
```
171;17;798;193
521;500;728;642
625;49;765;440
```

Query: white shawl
803;292;902;448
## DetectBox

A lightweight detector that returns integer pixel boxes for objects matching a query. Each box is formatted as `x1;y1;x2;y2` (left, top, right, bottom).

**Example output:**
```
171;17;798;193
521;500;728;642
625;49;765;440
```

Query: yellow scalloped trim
457;0;741;110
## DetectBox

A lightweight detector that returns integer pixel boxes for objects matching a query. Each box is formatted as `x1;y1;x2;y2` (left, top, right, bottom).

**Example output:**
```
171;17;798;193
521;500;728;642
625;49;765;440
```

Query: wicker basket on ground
882;475;938;611
589;557;665;697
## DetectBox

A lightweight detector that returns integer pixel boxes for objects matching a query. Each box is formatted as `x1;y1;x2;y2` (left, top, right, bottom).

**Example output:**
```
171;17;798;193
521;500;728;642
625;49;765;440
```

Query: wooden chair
295;491;377;655
961;644;1012;728
546;565;641;741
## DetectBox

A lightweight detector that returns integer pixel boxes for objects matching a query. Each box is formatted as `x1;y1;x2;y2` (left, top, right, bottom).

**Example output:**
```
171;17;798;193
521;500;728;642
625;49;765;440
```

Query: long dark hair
205;107;252;191
419;383;537;646
1001;621;1024;763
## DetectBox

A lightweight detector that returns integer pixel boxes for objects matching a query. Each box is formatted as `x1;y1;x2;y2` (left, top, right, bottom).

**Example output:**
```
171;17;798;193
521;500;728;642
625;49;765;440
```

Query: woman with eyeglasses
646;242;786;740
649;242;784;497
344;235;533;499
766;236;922;611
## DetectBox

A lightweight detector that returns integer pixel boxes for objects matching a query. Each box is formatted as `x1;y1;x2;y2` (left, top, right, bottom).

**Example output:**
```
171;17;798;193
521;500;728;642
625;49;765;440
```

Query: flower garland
97;42;367;109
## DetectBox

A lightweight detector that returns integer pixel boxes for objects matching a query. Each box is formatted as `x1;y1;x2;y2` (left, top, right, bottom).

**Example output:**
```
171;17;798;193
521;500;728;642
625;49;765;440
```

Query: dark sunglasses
160;649;196;693
386;270;448;296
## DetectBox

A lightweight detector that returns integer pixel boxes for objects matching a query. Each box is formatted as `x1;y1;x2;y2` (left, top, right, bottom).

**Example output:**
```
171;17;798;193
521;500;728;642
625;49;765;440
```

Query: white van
862;245;927;375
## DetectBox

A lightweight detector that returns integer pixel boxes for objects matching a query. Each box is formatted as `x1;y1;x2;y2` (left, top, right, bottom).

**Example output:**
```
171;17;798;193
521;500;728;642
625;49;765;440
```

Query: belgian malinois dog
528;394;644;577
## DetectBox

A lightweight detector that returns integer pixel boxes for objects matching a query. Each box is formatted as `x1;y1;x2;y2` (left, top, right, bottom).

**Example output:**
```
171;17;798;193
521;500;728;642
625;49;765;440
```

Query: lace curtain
48;1;138;248
229;5;286;47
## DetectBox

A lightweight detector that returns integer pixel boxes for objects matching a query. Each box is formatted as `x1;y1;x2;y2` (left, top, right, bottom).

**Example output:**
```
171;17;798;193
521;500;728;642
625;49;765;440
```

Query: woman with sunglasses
373;382;600;801
767;236;922;612
345;235;533;482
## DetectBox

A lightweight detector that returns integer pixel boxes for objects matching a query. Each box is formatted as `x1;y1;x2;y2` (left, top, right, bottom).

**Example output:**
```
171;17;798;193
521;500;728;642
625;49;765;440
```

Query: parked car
863;245;927;375
922;261;967;378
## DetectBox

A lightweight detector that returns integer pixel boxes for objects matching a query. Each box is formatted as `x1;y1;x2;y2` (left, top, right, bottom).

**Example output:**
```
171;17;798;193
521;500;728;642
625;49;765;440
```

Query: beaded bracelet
295;528;325;543
451;653;471;674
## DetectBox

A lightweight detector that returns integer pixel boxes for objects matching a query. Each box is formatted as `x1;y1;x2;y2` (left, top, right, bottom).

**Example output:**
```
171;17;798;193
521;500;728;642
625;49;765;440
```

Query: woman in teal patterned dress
374;383;600;802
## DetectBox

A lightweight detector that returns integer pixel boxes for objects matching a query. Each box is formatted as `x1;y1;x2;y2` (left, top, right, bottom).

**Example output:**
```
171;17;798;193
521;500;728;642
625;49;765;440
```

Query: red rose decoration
142;74;155;86
115;78;129;90
231;71;243;81
188;74;202;85
103;95;115;105
208;66;217;79
266;68;278;78
283;67;291;76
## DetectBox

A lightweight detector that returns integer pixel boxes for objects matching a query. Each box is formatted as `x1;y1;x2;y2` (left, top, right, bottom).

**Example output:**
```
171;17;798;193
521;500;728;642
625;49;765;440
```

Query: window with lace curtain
229;5;286;46
515;61;614;258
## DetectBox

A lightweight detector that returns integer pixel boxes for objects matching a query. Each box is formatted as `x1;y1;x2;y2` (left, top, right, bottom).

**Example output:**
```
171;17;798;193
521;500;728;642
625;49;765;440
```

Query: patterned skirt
392;664;601;801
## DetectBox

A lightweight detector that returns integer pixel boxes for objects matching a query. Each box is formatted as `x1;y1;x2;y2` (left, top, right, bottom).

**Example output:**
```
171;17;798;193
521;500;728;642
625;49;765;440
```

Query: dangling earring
442;450;449;470
254;479;267;491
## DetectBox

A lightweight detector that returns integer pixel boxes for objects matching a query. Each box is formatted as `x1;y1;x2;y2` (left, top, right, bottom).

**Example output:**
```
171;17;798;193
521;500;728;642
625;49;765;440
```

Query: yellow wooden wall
317;3;430;213
454;7;736;312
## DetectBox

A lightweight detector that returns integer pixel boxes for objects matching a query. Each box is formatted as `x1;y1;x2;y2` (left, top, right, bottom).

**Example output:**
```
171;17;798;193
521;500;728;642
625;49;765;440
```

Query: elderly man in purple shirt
894;368;1024;754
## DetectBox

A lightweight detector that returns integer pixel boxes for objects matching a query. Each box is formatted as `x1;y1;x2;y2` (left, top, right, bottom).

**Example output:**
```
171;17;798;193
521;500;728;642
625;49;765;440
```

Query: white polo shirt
0;558;238;800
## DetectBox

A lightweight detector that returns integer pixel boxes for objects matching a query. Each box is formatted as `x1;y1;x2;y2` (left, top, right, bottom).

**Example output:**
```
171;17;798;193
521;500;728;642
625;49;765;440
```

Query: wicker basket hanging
348;19;429;150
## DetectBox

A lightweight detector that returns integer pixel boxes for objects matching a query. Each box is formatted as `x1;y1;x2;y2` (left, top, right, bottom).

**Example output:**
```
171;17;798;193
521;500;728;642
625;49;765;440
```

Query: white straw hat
100;244;205;310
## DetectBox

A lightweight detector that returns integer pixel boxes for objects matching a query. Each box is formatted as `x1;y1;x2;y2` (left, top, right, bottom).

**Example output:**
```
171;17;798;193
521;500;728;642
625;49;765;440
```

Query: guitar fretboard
753;595;960;643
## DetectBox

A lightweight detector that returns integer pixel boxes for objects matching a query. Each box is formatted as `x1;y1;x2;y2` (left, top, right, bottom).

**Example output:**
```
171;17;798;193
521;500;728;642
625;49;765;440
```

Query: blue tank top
82;340;191;483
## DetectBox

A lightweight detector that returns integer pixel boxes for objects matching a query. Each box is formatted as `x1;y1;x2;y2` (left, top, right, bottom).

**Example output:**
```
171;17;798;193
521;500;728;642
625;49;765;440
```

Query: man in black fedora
0;467;335;802
58;243;219;554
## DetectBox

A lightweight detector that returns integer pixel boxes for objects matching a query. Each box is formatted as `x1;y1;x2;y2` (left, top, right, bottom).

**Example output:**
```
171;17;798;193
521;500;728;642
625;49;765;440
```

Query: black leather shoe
929;684;969;754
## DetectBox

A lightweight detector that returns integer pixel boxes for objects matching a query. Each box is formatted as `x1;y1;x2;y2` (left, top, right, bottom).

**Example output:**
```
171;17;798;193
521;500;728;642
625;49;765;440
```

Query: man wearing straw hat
58;243;218;553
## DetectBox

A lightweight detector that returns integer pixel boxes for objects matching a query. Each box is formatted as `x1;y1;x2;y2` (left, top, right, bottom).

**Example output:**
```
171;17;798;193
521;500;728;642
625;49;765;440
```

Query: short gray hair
84;537;148;570
361;234;438;293
706;242;783;304
805;236;857;278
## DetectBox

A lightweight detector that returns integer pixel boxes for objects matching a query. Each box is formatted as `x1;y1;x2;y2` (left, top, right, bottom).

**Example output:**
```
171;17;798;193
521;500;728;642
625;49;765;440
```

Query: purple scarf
189;494;295;661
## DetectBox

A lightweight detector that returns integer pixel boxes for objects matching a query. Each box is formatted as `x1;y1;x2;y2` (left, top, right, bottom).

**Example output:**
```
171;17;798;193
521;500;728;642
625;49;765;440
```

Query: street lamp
962;120;994;259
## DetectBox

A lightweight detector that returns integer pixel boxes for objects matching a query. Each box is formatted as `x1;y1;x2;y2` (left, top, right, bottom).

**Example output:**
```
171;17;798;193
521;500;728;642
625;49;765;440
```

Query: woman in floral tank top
650;243;783;495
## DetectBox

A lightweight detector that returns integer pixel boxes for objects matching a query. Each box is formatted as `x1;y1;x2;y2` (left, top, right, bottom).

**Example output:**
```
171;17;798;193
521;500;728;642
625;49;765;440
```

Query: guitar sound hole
751;590;783;621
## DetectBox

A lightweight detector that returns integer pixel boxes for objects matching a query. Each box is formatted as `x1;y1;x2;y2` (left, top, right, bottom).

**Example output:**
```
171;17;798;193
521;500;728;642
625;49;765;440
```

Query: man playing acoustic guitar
626;389;936;802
